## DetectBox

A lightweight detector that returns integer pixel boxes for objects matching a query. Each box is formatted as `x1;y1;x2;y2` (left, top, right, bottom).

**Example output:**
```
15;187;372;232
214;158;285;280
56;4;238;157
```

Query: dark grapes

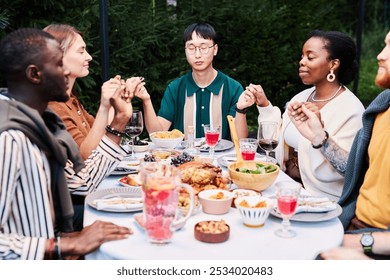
144;154;156;162
171;152;194;166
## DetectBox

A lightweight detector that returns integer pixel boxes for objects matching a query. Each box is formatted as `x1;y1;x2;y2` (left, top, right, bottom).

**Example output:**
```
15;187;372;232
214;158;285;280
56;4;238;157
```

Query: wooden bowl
228;161;279;192
194;220;230;243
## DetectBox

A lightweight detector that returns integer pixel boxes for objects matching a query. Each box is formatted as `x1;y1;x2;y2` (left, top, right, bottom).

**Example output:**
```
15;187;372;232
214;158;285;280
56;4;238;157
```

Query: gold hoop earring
327;70;336;82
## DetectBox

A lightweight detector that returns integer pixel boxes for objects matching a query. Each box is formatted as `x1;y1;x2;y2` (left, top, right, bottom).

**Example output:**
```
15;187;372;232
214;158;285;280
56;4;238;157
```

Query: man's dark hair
308;30;358;85
183;23;218;44
0;28;55;81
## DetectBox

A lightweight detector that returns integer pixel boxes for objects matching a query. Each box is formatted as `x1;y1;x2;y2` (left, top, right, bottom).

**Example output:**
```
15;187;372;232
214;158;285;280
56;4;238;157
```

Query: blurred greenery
0;0;389;135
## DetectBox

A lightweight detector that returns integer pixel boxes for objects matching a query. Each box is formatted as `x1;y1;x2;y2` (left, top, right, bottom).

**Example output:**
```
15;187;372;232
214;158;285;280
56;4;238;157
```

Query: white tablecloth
84;146;343;260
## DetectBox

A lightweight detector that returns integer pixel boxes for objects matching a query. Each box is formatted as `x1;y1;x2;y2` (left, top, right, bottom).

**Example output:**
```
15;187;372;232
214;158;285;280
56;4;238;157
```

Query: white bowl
198;189;234;215
132;142;150;153
231;189;260;208
235;196;272;228
150;132;183;149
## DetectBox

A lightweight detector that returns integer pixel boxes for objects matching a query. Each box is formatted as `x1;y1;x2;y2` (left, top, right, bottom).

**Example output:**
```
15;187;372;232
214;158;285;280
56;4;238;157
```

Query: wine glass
183;125;200;156
258;121;279;162
274;181;301;238
203;124;220;160
124;110;144;159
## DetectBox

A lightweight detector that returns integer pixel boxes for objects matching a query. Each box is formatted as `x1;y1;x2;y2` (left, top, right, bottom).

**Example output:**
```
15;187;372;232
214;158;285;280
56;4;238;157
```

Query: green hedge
0;0;387;133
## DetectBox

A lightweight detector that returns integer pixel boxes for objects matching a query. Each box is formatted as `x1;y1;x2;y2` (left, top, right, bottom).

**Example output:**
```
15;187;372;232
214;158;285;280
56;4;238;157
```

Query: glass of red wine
124;110;144;159
257;121;279;162
274;181;301;238
203;124;220;160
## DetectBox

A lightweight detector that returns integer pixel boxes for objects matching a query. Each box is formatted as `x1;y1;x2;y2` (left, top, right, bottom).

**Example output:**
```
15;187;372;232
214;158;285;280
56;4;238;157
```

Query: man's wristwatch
360;232;374;254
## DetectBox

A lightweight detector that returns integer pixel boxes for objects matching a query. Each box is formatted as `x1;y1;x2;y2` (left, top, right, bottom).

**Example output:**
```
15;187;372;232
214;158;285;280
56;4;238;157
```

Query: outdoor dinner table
83;144;344;260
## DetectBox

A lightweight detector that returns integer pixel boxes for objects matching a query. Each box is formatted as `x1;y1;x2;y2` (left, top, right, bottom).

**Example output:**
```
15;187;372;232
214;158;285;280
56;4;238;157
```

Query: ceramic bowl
228;161;279;192
231;189;260;208
132;142;150;153
149;131;184;149
235;196;272;228
198;189;234;215
194;220;230;243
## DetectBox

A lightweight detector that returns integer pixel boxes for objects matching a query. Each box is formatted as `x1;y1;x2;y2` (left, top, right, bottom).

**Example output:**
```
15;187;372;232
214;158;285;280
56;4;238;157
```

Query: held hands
101;75;124;109
287;101;325;144
237;83;270;110
109;81;133;120
124;77;147;102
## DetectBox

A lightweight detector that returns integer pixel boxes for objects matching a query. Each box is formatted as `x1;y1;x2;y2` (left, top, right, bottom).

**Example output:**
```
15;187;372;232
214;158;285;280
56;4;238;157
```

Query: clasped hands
287;101;327;145
102;75;146;104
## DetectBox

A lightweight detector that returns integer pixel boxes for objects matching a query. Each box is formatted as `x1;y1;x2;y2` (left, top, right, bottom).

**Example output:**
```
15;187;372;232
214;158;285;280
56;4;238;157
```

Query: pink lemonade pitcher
140;162;195;244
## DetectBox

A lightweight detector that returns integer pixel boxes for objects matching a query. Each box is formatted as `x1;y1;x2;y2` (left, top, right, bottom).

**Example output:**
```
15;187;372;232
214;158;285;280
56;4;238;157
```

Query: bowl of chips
149;129;184;149
234;196;272;228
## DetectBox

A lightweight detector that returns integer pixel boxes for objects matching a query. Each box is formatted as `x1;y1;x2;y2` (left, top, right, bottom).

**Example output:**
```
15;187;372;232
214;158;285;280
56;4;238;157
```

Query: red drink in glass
143;178;176;243
277;196;298;216
205;132;219;146
241;150;256;160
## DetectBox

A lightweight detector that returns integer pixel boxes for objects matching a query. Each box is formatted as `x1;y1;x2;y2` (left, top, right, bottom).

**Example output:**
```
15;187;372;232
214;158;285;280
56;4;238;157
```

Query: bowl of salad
227;161;279;192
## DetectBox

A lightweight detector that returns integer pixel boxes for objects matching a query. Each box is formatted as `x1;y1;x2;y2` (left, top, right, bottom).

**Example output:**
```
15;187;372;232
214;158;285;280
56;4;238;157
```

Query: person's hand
110;84;133;120
133;84;150;102
288;101;321;122
287;101;325;144
320;247;371;260
342;233;363;249
124;77;145;102
100;75;123;109
236;89;256;110
62;220;133;257
247;83;269;107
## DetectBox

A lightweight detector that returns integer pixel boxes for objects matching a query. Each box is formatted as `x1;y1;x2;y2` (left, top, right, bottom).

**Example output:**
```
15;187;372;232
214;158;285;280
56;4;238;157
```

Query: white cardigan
257;87;365;200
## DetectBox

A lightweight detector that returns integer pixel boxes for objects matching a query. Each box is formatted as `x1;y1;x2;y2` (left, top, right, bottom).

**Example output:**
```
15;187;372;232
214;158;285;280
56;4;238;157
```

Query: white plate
181;138;234;152
269;204;342;222
117;176;141;189
110;160;140;176
133;213;186;231
217;153;267;167
86;187;142;213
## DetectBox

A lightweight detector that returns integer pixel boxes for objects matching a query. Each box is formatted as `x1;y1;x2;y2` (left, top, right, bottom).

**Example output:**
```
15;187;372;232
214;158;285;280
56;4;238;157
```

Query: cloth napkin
295;196;337;213
93;197;143;211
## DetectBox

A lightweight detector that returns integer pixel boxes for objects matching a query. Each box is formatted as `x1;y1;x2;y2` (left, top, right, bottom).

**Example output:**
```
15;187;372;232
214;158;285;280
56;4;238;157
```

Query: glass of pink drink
140;162;194;244
203;124;220;160
274;181;301;238
239;138;258;161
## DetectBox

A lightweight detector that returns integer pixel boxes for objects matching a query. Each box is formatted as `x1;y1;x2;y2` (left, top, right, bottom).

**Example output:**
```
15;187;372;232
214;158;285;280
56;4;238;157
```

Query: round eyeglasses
185;44;215;55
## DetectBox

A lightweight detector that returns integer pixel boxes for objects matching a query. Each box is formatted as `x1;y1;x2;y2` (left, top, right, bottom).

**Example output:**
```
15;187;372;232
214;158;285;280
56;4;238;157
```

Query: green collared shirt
158;70;244;139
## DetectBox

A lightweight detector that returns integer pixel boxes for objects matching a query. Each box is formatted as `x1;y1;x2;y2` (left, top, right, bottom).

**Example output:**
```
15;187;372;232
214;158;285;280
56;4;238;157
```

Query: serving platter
133;213;186;231
86;187;142;213
269;204;342;222
110;159;140;176
181;138;234;152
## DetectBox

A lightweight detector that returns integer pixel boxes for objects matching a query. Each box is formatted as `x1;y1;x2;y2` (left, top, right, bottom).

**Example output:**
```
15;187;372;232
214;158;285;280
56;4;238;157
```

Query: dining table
83;142;344;260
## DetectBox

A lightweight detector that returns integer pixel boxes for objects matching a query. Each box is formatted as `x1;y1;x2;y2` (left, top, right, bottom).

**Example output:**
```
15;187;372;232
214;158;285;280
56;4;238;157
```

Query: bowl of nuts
234;196;273;228
194;220;230;243
198;189;234;215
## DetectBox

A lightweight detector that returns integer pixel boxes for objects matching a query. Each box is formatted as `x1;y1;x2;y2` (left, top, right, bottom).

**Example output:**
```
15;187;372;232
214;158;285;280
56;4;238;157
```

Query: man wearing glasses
137;23;252;139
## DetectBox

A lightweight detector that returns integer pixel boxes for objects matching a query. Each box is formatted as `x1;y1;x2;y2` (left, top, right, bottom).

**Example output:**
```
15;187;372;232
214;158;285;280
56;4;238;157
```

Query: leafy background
0;0;388;134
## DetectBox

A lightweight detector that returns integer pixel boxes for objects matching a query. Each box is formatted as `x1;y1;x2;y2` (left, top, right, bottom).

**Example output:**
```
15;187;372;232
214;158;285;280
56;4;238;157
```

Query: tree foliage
0;0;387;131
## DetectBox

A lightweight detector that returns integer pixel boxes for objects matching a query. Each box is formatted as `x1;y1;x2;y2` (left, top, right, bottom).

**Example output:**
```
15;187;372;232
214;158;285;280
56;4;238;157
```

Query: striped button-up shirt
0;127;125;260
